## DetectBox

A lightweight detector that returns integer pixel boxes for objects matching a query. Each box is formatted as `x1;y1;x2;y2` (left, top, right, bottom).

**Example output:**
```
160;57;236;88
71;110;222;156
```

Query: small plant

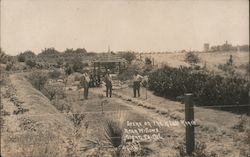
145;57;152;65
185;52;200;66
65;113;86;156
64;63;74;75
177;141;214;157
5;62;13;71
104;120;123;157
218;55;237;77
232;115;249;132
18;54;26;62
72;58;84;73
0;49;7;63
27;71;48;90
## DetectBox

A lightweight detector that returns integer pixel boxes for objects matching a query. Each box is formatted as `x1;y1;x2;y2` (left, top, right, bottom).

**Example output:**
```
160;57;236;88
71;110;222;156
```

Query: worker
81;69;90;99
133;71;143;98
104;69;112;97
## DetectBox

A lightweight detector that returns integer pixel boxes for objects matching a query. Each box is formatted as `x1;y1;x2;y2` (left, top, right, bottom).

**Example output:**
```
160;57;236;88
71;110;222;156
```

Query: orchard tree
145;57;152;65
18;50;36;62
185;52;200;66
118;51;136;64
0;49;7;63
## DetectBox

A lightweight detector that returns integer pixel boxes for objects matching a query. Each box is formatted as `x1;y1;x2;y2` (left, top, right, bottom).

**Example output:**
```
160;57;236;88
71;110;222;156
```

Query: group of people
80;69;144;99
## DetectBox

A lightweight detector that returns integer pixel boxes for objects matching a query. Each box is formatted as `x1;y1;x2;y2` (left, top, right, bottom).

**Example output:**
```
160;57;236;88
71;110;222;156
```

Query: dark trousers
84;83;89;99
133;81;140;97
84;87;89;99
106;85;112;97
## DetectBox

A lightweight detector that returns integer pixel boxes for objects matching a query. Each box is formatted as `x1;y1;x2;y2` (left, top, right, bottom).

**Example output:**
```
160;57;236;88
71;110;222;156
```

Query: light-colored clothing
105;74;112;86
133;74;143;82
81;73;90;99
104;73;112;97
133;74;143;97
83;73;90;83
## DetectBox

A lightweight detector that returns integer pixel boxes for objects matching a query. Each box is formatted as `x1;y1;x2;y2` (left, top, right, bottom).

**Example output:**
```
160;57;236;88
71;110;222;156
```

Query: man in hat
133;71;143;97
104;69;112;97
81;68;90;99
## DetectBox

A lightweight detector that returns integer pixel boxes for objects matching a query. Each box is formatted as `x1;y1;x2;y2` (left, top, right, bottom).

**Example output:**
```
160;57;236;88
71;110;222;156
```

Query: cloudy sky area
1;0;249;55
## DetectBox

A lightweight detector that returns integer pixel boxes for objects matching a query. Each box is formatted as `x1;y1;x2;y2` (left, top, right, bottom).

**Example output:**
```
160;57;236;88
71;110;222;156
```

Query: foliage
72;58;84;73
25;60;36;68
18;54;26;62
18;50;36;62
27;71;48;90
39;48;60;55
148;66;249;109
69;113;85;128
178;141;215;157
185;52;200;65
145;57;152;65
65;63;74;75
5;62;13;71
56;58;64;68
118;51;136;64
118;65;138;81
48;70;61;79
104;120;123;157
0;49;8;63
239;63;249;75
52;100;70;113
218;55;236;76
65;48;87;54
118;60;144;81
42;83;65;101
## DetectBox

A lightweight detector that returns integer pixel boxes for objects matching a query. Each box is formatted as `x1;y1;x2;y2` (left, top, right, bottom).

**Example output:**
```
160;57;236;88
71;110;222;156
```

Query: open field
139;51;248;75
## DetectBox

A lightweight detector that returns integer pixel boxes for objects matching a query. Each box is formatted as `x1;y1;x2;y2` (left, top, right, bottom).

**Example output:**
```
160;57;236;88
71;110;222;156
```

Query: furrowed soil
1;73;249;157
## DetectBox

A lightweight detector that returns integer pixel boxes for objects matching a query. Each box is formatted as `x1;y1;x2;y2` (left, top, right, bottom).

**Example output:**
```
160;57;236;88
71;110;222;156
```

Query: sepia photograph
0;0;249;156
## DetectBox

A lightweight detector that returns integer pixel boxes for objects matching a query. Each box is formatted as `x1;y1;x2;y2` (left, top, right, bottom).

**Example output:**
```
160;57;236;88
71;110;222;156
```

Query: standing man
81;69;90;99
133;71;143;98
104;69;112;97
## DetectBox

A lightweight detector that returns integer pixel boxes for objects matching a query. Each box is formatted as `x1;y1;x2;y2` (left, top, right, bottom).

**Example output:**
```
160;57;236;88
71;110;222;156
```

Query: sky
1;0;249;55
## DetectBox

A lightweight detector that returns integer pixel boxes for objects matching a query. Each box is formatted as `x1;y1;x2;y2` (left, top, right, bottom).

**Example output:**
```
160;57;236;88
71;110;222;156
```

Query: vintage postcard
0;0;249;156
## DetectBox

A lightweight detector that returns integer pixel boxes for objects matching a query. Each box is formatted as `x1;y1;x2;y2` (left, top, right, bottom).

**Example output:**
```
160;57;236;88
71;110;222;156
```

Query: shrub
145;57;152;65
65;64;73;75
72;58;84;73
185;52;200;65
18;51;36;62
51;100;70;113
42;82;65;101
0;49;7;64
118;51;136;64
25;60;36;68
27;71;48;90
104;120;123;157
48;70;61;79
18;54;26;62
148;66;249;109
177;141;215;157
5;62;13;71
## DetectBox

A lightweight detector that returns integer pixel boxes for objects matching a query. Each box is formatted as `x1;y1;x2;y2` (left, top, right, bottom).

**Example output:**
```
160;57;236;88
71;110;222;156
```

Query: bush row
148;66;249;107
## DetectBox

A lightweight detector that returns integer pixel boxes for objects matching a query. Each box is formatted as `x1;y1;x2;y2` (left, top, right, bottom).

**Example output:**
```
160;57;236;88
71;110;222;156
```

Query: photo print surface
0;0;249;156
